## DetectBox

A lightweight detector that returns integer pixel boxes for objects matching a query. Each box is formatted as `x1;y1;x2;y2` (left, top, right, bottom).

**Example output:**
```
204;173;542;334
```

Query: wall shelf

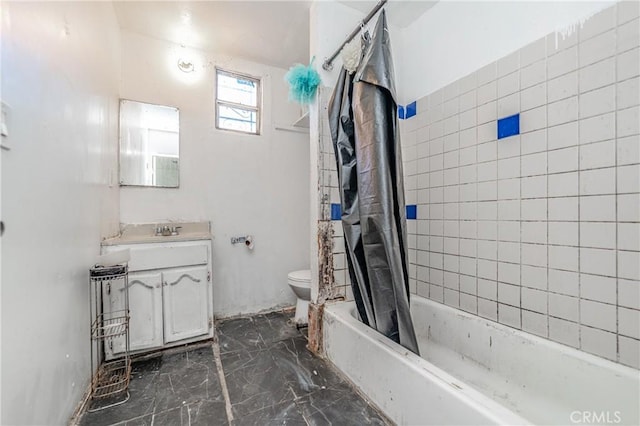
274;111;310;134
274;125;308;134
293;111;309;128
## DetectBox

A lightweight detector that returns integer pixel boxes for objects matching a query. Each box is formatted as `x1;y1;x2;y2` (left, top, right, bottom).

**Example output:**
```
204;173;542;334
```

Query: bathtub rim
409;295;640;379
324;295;640;426
323;299;532;426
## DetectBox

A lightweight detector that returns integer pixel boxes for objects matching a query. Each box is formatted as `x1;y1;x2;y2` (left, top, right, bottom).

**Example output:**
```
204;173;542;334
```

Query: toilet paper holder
231;235;254;248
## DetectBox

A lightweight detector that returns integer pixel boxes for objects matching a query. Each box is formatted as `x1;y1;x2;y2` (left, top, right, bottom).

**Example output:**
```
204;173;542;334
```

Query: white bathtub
323;296;640;425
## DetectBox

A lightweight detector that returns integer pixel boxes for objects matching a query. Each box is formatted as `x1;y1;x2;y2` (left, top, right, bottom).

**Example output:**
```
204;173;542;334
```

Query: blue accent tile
405;101;417;119
406;204;417;220
497;113;520;139
398;105;405;120
330;203;341;221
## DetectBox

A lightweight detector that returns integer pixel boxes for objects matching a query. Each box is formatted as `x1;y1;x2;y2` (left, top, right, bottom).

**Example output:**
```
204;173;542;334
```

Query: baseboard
68;380;92;426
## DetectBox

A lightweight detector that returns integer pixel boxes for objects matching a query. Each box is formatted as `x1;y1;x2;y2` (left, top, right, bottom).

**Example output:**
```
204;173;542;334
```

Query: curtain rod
322;0;388;71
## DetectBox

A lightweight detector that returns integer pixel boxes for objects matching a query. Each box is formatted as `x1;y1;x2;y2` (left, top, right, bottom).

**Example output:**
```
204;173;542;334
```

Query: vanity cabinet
162;266;209;343
101;240;212;360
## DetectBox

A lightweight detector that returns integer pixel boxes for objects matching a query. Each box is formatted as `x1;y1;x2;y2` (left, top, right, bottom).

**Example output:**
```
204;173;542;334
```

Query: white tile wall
318;87;352;301
549;269;579;296
520;265;547;290
581;274;617;304
399;2;640;369
548;121;578;150
522;310;548;337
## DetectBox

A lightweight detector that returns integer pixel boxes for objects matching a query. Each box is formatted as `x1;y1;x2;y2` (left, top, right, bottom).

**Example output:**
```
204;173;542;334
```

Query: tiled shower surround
316;2;639;369
400;2;639;368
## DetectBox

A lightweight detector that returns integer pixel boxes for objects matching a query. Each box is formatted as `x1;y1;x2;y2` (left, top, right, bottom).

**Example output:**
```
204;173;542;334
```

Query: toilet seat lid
288;269;311;283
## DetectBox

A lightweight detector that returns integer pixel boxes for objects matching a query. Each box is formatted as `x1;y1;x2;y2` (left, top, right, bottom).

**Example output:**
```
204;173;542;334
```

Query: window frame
215;67;262;135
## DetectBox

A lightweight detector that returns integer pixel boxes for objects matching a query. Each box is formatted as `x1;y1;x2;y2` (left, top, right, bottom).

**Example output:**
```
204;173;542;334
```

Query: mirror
119;100;180;187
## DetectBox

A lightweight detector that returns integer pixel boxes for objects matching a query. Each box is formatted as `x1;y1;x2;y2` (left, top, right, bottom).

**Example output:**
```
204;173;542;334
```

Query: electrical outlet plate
1;102;9;137
1;101;10;150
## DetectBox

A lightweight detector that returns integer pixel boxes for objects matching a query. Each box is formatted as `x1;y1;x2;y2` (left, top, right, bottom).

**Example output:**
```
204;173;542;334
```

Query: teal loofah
285;58;321;105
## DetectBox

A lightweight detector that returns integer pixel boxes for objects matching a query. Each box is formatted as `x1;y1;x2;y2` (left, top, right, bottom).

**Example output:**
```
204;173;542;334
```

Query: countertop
101;222;212;246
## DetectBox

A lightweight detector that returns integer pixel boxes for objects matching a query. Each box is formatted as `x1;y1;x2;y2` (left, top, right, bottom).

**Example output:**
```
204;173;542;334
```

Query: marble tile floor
79;310;391;426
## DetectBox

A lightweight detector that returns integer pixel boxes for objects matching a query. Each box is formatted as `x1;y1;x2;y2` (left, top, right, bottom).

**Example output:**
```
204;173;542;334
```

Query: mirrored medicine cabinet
119;100;180;188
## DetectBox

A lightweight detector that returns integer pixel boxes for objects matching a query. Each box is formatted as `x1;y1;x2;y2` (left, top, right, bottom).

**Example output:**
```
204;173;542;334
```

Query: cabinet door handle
168;274;202;286
120;279;155;291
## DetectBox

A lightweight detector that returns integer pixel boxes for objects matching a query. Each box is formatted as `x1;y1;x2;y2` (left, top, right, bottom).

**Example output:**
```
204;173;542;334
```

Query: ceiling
338;0;438;28
112;1;438;70
112;1;312;69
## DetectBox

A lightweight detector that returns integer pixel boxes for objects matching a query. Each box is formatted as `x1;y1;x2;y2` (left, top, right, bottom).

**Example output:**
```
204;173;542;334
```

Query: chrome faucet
155;225;181;236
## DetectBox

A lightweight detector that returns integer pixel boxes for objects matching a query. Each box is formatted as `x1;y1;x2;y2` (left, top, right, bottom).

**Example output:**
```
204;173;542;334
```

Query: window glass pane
217;72;258;107
218;104;257;133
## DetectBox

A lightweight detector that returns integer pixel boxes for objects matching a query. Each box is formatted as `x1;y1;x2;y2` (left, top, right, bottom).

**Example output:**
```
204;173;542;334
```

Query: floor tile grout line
211;336;234;424
90;312;385;425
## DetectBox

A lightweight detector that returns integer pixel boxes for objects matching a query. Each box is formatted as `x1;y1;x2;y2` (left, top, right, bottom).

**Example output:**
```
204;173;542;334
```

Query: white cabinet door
162;266;209;343
126;271;164;352
104;271;163;358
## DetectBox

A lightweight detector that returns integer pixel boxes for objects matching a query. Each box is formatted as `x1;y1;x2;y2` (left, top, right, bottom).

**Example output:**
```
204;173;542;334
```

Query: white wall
311;1;404;95
311;1;371;87
398;0;615;103
0;2;121;424
118;30;310;317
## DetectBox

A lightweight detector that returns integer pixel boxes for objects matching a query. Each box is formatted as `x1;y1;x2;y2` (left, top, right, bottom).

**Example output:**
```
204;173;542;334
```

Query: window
216;68;261;135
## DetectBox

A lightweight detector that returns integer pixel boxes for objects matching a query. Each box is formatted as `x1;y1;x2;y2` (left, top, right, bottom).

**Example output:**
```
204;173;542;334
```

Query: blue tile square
405;101;417;119
331;203;341;221
406;204;417;220
497;113;520;139
398;105;405;120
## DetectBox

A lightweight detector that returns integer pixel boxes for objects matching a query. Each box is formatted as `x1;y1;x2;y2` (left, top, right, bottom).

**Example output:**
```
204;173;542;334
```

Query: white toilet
287;269;311;325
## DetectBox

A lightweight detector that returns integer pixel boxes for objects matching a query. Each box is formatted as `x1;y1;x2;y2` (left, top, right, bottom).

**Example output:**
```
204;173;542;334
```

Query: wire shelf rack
91;357;132;399
88;263;131;411
90;264;127;280
91;310;129;340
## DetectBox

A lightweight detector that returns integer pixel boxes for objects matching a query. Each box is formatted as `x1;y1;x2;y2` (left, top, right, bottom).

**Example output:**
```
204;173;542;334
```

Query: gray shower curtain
328;10;419;355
